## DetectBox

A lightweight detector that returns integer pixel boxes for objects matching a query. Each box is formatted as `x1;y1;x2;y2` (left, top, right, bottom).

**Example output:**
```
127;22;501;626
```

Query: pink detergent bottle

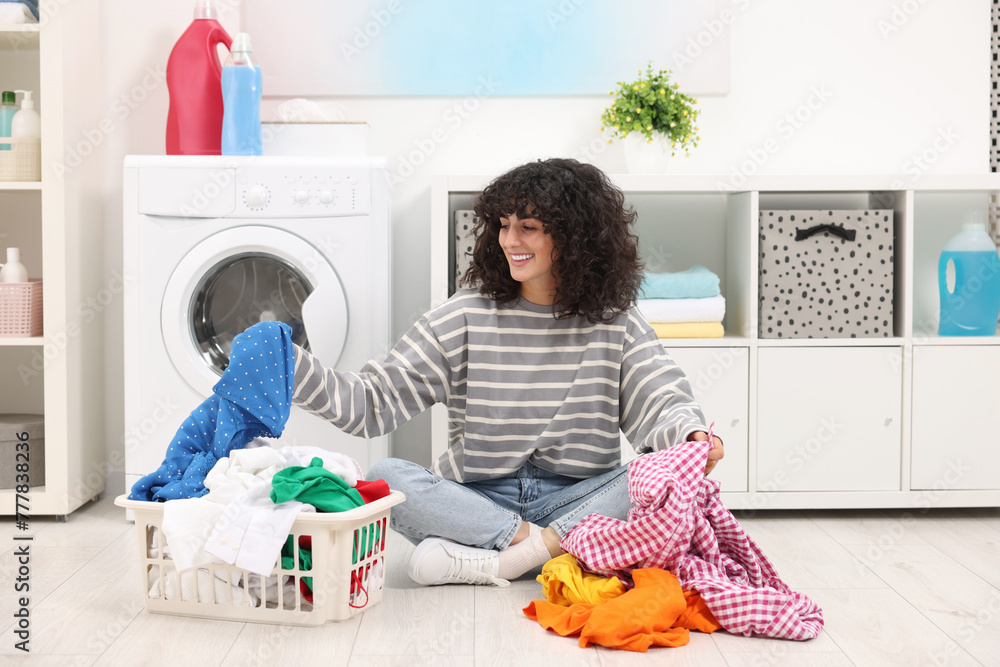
165;0;232;155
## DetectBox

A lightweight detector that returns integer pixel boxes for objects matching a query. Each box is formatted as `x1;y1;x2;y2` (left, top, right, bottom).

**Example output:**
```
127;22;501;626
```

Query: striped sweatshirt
291;289;708;483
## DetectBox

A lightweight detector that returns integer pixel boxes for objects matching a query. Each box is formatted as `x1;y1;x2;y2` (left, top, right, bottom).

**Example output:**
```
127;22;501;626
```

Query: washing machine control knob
319;190;335;205
294;189;310;204
245;185;270;209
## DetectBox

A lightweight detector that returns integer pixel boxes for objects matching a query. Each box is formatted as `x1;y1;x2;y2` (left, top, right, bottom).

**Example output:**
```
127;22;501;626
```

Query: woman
291;158;723;586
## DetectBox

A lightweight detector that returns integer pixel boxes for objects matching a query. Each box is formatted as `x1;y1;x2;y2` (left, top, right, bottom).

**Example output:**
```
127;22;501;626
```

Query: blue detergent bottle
221;32;262;156
938;217;1000;336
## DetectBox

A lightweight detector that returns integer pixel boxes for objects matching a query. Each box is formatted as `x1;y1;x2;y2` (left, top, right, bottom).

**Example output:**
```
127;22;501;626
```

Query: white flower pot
622;133;674;174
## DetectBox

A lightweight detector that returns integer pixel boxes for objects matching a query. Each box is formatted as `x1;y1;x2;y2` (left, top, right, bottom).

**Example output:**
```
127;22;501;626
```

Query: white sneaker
407;537;510;587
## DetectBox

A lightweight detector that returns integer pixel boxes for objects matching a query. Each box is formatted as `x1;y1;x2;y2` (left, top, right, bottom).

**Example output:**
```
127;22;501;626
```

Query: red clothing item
354;479;391;504
523;568;721;652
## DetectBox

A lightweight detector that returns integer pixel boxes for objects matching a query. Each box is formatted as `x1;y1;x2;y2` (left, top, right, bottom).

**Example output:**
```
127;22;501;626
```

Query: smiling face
498;212;558;305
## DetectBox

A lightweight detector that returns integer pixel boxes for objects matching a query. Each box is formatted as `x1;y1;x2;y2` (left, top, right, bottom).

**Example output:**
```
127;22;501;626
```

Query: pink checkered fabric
560;441;824;640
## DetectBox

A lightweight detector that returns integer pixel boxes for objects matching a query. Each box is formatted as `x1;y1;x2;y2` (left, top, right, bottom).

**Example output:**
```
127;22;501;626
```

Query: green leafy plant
601;63;701;157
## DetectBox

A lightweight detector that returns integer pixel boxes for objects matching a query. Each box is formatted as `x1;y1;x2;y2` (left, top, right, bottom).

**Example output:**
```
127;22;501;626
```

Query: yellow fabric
651;321;725;338
537;554;627;606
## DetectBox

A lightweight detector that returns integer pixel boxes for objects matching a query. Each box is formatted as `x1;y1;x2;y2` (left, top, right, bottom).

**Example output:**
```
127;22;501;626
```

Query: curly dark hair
461;158;643;323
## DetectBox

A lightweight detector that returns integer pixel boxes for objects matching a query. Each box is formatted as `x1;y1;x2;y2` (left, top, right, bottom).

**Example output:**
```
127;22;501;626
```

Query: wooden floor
2;490;998;666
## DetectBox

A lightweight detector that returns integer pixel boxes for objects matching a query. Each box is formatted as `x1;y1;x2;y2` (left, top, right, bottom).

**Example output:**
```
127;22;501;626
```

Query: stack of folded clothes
636;265;726;338
0;1;39;23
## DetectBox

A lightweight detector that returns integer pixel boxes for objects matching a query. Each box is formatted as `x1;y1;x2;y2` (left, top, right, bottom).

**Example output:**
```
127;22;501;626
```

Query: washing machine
122;155;391;494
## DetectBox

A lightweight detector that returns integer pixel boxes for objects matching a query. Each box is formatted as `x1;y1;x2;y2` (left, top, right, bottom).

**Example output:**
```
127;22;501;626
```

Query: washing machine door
161;225;348;397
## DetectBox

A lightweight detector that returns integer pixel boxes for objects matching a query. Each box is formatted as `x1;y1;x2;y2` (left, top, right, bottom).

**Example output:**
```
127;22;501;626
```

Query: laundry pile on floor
523;554;722;651
637;265;726;338
128;321;390;609
524;439;824;651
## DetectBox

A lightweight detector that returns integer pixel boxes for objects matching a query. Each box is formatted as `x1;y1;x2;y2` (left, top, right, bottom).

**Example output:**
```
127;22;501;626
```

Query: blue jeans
366;457;631;551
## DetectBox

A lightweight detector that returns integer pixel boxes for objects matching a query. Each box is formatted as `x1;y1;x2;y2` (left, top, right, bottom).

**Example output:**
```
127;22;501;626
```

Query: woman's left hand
688;431;724;476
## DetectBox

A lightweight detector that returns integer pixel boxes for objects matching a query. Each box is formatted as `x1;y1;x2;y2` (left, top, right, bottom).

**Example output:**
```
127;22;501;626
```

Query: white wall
99;0;991;473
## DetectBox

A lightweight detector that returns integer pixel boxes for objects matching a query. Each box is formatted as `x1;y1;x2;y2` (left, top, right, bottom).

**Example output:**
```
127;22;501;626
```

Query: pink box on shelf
0;279;43;337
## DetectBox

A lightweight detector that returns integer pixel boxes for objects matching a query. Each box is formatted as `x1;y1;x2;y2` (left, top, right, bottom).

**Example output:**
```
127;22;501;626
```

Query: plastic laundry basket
115;491;405;626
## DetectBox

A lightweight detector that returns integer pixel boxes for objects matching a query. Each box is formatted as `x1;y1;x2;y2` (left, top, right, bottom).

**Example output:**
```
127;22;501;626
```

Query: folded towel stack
0;0;39;23
637;266;726;338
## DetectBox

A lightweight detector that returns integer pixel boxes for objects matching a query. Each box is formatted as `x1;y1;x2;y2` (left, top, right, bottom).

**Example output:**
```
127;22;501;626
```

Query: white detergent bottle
0;247;28;283
10;90;40;139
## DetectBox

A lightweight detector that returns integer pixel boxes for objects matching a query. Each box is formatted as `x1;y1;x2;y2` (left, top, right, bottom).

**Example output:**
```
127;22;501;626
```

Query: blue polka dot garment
128;322;296;502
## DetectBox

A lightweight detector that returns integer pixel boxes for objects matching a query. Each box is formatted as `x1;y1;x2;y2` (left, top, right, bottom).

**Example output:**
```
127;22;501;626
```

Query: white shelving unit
431;173;1000;510
0;8;105;517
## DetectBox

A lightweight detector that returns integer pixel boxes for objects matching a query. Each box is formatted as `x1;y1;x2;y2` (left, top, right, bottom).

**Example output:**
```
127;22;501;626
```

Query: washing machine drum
162;226;348;397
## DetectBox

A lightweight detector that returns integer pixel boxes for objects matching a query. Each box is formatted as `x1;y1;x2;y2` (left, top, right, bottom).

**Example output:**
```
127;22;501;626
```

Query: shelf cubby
430;173;1000;510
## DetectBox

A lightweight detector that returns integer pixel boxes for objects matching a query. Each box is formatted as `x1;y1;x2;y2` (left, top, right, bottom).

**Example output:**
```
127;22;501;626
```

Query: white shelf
658;336;751;347
755;337;905;347
434;173;1000;194
0;24;39;50
0;7;104;517
0;336;44;346
910;335;1000;345
431;172;1000;509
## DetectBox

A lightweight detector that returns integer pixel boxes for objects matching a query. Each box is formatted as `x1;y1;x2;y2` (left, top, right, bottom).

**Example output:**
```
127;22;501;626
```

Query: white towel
637;296;726;324
148;567;248;605
0;4;35;23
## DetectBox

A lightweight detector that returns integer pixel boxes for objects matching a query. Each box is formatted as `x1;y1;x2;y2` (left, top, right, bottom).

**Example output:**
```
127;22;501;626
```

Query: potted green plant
601;63;701;171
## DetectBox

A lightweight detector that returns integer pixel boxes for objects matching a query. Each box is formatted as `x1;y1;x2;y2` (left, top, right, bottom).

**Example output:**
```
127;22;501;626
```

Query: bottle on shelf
938;214;1000;336
10;90;40;140
0;91;17;151
221;32;262;156
0;247;28;283
165;0;232;155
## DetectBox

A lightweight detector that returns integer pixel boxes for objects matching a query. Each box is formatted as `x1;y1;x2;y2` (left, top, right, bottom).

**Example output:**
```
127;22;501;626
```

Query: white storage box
0;137;41;181
115;490;405;626
261;121;369;157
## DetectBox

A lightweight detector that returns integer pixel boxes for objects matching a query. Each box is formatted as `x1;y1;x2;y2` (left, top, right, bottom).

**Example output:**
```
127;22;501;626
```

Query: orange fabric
679;589;722;634
523;568;722;652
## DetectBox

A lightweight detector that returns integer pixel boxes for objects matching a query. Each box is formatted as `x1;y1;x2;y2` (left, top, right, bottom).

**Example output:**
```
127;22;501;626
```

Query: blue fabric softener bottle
938;218;1000;336
221;32;262;156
